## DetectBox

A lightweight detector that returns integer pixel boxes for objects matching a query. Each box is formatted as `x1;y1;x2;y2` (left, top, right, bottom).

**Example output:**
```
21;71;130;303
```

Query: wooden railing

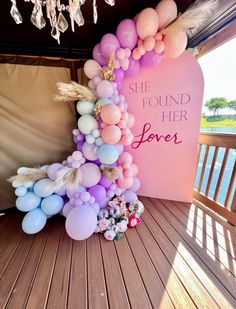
194;132;236;225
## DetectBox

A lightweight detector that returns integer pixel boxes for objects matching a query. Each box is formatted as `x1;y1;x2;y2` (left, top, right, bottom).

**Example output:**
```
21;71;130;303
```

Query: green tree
228;100;236;111
205;97;228;115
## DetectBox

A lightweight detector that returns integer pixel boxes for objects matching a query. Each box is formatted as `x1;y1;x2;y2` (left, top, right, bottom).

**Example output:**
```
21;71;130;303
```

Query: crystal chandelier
10;0;116;44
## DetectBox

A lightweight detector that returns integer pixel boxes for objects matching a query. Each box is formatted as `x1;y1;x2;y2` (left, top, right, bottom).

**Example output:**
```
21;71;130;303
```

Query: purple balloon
116;19;138;49
123;190;137;203
88;185;106;202
100;33;120;58
116;81;123;91
125;57;140;77
93;43;107;66
114;68;125;82
140;51;162;67
99;175;112;188
65;206;97;240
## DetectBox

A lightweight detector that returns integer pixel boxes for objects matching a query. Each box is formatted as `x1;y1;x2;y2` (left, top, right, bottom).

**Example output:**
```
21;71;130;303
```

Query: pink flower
98;218;110;231
104;230;116;241
117;220;128;232
128;214;141;228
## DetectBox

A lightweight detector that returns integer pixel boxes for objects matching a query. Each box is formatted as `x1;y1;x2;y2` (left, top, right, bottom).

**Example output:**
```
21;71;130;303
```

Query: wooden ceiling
0;0;235;58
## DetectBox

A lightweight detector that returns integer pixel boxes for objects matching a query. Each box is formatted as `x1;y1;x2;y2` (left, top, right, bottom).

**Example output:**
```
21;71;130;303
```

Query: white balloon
77;115;98;135
76;101;95;115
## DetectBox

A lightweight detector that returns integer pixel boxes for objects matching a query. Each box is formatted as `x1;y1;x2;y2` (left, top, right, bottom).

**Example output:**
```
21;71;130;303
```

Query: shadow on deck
0;197;236;309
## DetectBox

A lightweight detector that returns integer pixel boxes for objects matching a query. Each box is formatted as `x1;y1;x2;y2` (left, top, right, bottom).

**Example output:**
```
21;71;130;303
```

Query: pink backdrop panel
121;51;204;202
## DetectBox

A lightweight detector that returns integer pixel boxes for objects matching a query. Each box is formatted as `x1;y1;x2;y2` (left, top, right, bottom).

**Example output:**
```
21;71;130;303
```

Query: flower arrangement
96;195;144;240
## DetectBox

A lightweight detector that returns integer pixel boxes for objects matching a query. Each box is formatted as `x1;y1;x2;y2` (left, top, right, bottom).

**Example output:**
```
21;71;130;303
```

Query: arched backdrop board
121;51;204;202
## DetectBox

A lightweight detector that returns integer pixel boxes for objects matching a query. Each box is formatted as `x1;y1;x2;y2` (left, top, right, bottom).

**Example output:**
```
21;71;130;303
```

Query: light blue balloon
15;186;27;197
22;208;47;234
41;194;64;215
34;178;55;197
16;192;41;212
96;98;112;106
97;144;119;164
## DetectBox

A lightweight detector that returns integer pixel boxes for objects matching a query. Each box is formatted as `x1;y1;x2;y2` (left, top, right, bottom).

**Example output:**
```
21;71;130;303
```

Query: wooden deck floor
0;197;236;309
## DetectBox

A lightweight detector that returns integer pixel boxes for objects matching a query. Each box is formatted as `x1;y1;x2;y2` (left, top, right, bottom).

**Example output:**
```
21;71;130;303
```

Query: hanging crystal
57;12;68;32
73;0;84;27
10;0;23;24
104;0;115;6
93;0;97;24
30;0;46;29
79;0;86;4
68;0;75;32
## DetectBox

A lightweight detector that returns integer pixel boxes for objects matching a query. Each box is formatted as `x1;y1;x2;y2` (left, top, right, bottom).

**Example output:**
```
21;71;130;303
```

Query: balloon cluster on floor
9;0;191;241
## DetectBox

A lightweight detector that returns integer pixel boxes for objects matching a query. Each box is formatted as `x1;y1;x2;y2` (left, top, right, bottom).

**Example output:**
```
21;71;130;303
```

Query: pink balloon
129;177;141;192
118;152;133;164
84;59;101;79
100;33;120;58
96;80;114;98
154;40;165;54
114;68;125;82
140;50;162;67
65;206;97;240
93;43;107;66
116;19;138;49
62;202;74;217
136;8;159;40
163;31;188;58
82;142;98;161
143;36;155;51
127;113;135;128
100;104;121;125
155;0;177;30
80;163;101;188
124;57;140;77
118;177;133;189
102;125;122;144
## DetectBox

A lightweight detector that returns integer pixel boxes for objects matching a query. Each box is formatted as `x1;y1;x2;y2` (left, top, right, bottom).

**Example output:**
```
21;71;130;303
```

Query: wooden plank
148;197;236;307
0;213;22;254
136;218;196;308
173;200;236;253
100;236;130;309
6;229;49;309
25;219;63;309
195;143;202;175
205;146;219;196
46;229;72;309
125;228;174;309
194;190;236;225
198;133;236;149
225;160;236;209
232;191;236;213
87;235;109;309
198;145;209;192
115;235;152;309
213;148;230;201
67;239;87;309
141;198;220;309
163;199;236;277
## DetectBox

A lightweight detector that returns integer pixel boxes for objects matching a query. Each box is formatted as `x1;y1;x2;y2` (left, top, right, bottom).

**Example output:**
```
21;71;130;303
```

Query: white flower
117;220;128;233
104;230;116;241
98;218;110;231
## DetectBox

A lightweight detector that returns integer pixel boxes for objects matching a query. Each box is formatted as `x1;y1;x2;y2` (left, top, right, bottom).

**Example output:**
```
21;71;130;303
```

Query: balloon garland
8;0;216;241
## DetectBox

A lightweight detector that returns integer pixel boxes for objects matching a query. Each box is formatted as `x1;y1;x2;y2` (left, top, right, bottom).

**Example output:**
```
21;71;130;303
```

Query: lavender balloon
140;50;162;67
99;175;112;188
100;33;120;58
116;19;138;49
93;43;107;66
123;190;138;203
125;57;140;77
88;185;106;202
114;68;125;82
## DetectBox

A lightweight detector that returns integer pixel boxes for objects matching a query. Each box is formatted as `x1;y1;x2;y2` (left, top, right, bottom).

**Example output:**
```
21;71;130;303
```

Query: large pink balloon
100;33;120;58
155;0;177;30
93;44;107;66
65;206;97;240
80;163;101;188
116;19;138;49
100;104;121;125
163;31;188;58
136;8;159;40
102;125;122;144
84;59;101;79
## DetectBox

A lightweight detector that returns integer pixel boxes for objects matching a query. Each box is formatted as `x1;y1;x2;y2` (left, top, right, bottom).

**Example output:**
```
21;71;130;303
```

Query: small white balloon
77;115;98;135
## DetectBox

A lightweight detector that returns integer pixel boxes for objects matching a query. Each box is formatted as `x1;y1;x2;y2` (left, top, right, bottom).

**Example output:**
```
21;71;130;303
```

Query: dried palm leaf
55;82;97;102
54;167;81;188
8;167;47;185
161;0;218;35
102;53;115;81
100;164;121;181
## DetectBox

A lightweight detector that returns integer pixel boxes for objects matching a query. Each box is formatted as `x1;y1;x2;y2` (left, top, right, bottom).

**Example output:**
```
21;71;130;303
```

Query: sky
198;37;236;114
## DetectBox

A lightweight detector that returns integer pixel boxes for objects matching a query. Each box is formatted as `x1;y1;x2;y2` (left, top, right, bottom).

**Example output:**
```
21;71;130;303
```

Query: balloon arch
9;0;191;241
